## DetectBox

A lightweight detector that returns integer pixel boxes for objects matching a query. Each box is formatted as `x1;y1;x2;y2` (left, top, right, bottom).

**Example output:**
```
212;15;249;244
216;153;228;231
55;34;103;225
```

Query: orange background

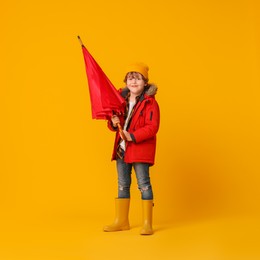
1;0;260;259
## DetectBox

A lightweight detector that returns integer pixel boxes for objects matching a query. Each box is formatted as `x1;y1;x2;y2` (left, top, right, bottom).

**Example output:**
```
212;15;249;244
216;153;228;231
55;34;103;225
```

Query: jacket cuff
130;133;136;143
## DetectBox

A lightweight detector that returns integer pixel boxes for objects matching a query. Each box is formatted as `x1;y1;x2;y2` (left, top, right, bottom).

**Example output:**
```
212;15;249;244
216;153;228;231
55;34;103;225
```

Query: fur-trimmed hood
145;84;158;96
120;83;158;98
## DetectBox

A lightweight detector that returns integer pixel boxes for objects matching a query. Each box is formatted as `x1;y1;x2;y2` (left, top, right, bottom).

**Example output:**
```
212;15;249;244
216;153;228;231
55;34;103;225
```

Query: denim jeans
116;158;153;200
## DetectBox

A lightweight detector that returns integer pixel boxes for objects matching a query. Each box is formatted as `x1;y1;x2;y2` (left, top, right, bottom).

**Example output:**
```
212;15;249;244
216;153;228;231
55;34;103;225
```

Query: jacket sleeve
131;99;160;143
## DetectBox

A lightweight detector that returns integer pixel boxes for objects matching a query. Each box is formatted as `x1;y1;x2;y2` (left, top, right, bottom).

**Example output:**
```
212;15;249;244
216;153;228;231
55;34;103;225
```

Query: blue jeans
116;158;153;200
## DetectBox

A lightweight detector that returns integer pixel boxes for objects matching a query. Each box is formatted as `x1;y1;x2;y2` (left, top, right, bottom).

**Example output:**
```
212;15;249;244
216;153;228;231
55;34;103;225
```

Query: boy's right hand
111;115;120;127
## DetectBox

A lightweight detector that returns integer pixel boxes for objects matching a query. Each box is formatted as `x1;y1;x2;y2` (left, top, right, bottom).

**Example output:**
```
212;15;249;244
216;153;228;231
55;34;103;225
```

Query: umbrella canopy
79;36;125;120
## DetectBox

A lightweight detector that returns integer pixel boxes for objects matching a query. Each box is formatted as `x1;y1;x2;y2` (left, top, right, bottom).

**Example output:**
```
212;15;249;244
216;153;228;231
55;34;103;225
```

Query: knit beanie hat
125;62;149;80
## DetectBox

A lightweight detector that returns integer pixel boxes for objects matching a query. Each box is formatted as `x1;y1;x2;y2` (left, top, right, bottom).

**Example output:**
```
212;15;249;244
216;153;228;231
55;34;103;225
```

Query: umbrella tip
77;35;84;47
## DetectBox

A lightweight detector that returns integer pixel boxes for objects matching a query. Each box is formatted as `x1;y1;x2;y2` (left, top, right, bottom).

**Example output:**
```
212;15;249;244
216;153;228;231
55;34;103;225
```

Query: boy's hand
111;115;120;127
121;130;132;141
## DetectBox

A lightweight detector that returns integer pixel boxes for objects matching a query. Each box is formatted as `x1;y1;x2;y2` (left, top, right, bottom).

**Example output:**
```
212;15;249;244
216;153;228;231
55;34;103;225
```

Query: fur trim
145;84;158;96
120;84;158;98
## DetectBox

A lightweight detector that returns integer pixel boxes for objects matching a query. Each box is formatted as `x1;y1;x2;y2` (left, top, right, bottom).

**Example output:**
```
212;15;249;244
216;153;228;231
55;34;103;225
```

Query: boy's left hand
121;130;132;141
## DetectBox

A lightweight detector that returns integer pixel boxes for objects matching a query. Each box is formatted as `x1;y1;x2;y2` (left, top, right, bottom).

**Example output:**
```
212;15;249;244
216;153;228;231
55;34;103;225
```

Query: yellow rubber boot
140;200;154;235
103;198;130;232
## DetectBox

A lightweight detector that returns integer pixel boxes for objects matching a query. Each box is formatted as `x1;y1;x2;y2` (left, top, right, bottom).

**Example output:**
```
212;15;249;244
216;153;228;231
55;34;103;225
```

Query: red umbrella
78;36;126;139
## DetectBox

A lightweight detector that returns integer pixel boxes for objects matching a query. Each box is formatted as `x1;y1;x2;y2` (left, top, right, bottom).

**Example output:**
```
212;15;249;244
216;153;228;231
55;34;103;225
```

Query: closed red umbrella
78;36;126;139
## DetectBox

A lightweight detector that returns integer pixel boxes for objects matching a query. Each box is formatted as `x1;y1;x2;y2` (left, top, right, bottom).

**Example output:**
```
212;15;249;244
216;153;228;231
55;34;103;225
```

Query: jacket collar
121;84;158;100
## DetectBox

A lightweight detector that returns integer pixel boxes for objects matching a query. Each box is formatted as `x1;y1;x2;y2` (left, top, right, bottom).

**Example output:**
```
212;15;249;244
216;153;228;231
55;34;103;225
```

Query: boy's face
126;72;146;97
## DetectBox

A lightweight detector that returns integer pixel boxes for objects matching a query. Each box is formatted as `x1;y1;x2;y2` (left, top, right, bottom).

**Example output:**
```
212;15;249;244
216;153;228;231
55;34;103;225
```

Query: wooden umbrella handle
117;123;127;141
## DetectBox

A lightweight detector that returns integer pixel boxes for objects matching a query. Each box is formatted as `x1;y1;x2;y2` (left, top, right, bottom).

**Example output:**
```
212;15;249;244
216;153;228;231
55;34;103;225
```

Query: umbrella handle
117;123;127;141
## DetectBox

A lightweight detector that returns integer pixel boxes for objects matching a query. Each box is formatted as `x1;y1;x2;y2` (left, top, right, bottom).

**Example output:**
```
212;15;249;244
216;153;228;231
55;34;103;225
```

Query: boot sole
103;226;130;232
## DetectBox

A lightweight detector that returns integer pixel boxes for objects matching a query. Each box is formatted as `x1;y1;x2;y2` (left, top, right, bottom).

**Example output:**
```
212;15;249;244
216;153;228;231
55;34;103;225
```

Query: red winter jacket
108;84;160;165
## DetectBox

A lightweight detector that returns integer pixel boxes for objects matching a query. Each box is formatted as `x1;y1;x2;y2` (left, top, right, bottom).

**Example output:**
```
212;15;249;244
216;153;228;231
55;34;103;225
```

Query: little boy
104;63;160;235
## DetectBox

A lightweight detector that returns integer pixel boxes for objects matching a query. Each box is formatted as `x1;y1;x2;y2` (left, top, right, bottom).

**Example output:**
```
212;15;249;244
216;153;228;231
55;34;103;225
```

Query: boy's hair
123;72;149;84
